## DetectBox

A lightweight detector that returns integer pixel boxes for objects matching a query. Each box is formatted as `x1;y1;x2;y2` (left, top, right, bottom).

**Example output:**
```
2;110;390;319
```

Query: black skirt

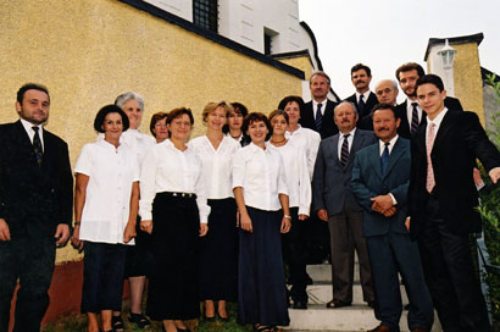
199;198;238;301
237;207;290;326
146;192;201;321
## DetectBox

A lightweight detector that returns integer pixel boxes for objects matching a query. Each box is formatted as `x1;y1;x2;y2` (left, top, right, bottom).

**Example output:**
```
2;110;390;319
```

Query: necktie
358;94;366;115
315;103;323;131
32;126;43;166
340;133;350;168
410;102;419;135
380;142;390;175
426;123;436;193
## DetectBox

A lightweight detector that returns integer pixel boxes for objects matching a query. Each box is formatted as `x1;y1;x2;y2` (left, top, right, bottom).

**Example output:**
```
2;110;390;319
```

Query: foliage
480;73;500;327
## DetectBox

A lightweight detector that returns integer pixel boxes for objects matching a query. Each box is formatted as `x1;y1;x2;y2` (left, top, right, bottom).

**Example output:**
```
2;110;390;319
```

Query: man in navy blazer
409;74;500;331
351;104;433;332
0;83;73;331
313;101;376;309
394;62;463;139
300;71;339;139
345;63;378;130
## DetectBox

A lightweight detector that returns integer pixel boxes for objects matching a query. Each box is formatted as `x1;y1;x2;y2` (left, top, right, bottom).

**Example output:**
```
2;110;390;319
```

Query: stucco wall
0;0;302;263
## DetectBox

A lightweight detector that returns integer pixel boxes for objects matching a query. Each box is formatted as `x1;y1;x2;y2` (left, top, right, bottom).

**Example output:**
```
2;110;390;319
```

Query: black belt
159;191;197;199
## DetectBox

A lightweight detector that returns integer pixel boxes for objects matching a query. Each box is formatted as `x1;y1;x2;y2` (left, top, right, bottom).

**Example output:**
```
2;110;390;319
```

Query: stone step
285;305;442;331
305;284;408;306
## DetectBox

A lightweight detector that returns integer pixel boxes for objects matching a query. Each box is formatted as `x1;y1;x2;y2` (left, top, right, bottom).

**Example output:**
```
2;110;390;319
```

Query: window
264;27;278;55
193;0;218;32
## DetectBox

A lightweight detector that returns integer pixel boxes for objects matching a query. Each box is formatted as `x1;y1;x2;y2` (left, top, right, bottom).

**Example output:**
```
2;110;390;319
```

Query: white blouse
75;140;140;245
139;139;210;223
98;129;155;169
189;135;241;200
267;141;311;216
286;125;321;178
232;143;288;211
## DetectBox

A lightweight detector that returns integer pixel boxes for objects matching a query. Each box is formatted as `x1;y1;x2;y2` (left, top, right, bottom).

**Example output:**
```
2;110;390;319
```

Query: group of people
0;59;499;332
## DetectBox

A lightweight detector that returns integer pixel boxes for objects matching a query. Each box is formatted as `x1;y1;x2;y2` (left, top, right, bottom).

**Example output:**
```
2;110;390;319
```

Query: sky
298;0;500;100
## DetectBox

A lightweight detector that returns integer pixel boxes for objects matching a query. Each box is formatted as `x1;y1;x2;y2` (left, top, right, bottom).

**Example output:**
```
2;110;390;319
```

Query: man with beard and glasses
394;62;463;139
345;63;378;130
0;83;73;331
351;104;433;332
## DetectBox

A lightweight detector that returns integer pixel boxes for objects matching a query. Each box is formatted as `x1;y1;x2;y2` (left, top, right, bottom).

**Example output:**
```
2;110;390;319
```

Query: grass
43;303;253;332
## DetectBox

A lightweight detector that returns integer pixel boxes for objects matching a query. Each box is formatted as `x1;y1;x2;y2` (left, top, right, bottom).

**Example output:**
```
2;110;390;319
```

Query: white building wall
144;0;193;21
428;45;456;97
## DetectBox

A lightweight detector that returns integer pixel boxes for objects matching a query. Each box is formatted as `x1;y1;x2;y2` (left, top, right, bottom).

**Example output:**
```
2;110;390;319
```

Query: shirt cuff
388;193;397;206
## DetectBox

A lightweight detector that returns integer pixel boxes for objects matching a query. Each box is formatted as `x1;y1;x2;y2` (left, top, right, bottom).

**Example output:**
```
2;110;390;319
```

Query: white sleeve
298;150;312;216
232;149;246;189
139;148;158;220
194;156;211;224
307;132;321;178
277;153;289;196
74;144;92;176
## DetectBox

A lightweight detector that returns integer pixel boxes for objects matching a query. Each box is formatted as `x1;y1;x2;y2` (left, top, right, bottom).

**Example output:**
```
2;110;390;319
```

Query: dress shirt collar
20;118;44;145
286;124;303;136
356;91;371;103
427;107;448;131
248;141;267;153
313;99;328;109
379;134;399;155
98;137;122;151
340;127;356;138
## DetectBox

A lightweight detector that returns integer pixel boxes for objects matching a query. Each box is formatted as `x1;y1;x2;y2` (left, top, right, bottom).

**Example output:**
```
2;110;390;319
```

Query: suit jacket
0;120;73;238
351;137;411;237
409;110;500;235
313;129;376;216
396;97;464;139
300;99;338;139
345;92;378;130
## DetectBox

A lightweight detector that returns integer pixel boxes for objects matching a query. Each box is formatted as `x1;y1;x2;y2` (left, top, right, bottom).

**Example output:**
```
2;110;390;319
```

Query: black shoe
326;299;351;309
305;274;313;285
367;300;376;308
292;300;308;309
111;315;124;332
404;304;410;311
128;312;151;328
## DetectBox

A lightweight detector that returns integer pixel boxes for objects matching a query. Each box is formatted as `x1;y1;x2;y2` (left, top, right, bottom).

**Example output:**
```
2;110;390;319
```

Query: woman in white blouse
268;110;312;310
71;105;140;332
278;96;320;178
190;102;240;322
139;108;210;332
223;102;248;146
232;112;291;332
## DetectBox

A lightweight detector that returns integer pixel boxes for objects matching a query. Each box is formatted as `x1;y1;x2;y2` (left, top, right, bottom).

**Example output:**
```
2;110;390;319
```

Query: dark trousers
282;207;308;302
367;233;434;331
0;236;56;332
418;195;490;332
328;208;374;304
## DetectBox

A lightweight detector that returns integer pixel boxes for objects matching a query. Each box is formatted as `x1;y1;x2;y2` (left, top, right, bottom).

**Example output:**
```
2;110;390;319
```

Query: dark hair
277;95;305;112
395;62;425;81
223;102;248;134
17;83;50;104
268;109;289;124
242;112;273;141
94;104;130;133
371;103;399;119
167;107;194;125
416;74;445;92
351;63;371;77
149;111;169;137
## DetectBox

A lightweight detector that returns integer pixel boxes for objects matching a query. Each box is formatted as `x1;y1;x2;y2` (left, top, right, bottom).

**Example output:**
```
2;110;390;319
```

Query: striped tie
340;134;350;168
315;103;323;131
32;126;43;167
410;102;419;135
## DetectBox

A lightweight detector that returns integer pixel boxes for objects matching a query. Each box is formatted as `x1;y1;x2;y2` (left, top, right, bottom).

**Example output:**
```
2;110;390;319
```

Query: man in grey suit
313;101;376;308
351;104;433;332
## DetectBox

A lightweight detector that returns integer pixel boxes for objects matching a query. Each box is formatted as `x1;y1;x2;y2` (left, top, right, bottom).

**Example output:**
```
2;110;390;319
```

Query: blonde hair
202;101;234;123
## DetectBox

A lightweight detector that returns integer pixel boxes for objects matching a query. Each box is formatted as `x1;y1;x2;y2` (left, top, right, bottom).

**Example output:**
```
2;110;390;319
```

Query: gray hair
333;101;358;117
375;79;399;91
114;91;145;111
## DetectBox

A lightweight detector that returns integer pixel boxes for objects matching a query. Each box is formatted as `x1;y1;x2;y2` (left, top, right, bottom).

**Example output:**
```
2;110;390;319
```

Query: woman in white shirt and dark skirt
232;112;291;332
71;105;140;332
139;108;210;332
267;110;312;309
190;101;240;321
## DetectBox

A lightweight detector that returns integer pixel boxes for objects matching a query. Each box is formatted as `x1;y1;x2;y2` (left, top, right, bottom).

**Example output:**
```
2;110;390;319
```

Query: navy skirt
238;207;290;326
146;193;200;321
199;198;238;301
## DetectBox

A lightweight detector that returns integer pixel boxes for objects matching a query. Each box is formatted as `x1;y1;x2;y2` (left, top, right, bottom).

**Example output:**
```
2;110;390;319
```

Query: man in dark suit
410;74;500;331
351;104;434;332
300;71;339;139
395;62;463;139
0;83;73;331
313;101;376;309
345;63;378;130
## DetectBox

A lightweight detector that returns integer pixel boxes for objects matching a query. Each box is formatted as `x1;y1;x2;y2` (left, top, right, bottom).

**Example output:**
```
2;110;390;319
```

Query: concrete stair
284;264;441;332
